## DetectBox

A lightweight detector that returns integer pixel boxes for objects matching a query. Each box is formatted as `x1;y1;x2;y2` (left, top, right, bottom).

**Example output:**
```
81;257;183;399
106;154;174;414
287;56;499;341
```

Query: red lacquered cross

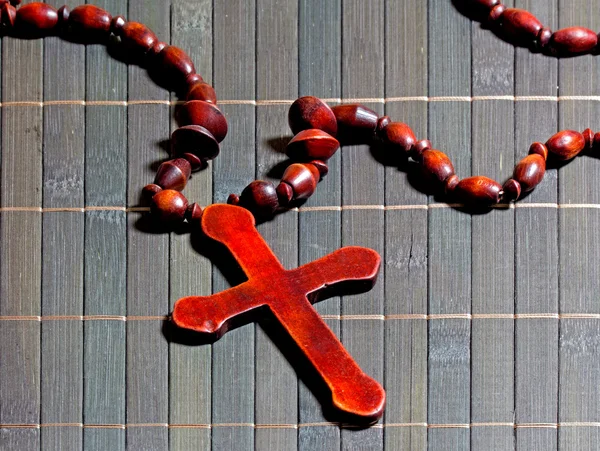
172;204;385;423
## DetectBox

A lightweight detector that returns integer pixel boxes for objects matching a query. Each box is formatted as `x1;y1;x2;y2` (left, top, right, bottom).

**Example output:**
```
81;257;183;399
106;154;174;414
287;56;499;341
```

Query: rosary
1;0;595;425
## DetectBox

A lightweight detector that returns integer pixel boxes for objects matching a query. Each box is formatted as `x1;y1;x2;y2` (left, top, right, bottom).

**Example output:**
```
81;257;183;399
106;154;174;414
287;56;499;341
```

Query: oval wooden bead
500;8;543;45
16;2;58;37
1;3;16;28
187;82;217;104
502;179;521;201
545;130;585;160
152;45;196;91
421;150;455;186
379;122;416;153
154;158;192;191
281;163;318;200
288;96;337;136
68;5;112;40
529;142;548;160
454;176;503;206
550;27;597;55
150;189;188;225
513;154;546;192
120;21;158;54
331;104;379;143
286;129;340;161
176;101;228;143
239;181;279;218
171;125;220;161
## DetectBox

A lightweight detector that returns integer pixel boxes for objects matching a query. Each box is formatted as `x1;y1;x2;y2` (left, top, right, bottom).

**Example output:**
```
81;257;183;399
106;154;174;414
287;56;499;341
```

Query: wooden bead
550;27;597;55
529;142;548;160
68;5;112;41
171;125;220;161
305;162;321;183
421;150;455;186
488;4;506;23
537;27;552;49
151;189;188;225
502;179;521;201
454;176;503;206
500;8;543;45
276;182;294;206
545;130;585;160
288;96;337;136
176;101;228;143
411;139;432;162
147;41;167;60
583;128;594;150
154;158;192;191
513;154;546;192
227;193;240;206
142;183;162;201
110;15;125;34
187;82;217;104
286;129;340;162
15;2;58;37
182;152;208;172
120;21;158;54
331;104;379;143
593;132;600;153
185;73;204;89
152;45;196;91
239;181;279;218
376;116;391;134
281;163;318;200
445;174;460;195
1;3;16;29
185;203;203;226
378;122;417;153
308;160;329;178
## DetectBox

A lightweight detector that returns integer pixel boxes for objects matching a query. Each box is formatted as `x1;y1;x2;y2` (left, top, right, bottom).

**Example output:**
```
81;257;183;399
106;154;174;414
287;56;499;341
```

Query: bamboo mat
1;0;599;450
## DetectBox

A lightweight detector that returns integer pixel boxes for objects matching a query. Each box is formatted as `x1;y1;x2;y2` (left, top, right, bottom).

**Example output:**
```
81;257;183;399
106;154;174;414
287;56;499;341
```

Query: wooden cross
172;204;386;423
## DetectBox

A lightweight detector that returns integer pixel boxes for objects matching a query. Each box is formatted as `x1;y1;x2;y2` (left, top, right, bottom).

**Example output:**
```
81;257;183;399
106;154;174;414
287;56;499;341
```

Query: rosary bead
308;160;329;178
378;122;417;153
444;174;460;195
331;104;379;143
187;82;217;104
536;27;552;50
454;176;503;206
227;193;240;206
502;179;521;201
150;189;188;225
185;203;203;226
545;130;585;160
593;133;600;153
147;40;167;61
68;5;112;41
239;181;279;218
185;73;204;88
120;21;158;55
152;45;196;91
528;141;548;160
281;163;318;200
410;139;432;162
142;183;162;201
420;150;455;186
582;128;594;150
182;152;208;172
549;27;597;55
286;129;340;161
488;4;506;23
15;3;58;37
110;15;125;35
171;125;220;161
1;3;16;29
176;101;228;143
499;8;543;45
276;182;294;206
513;154;546;192
288;96;338;136
154;158;192;191
376;116;391;134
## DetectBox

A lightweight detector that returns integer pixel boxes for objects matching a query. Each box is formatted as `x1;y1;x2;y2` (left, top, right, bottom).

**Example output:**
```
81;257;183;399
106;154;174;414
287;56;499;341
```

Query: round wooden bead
187;82;217;104
378;122;417;154
421;150;455;186
176;101;228;143
154;158;192;191
331;104;379;143
15;2;58;37
488;4;506;23
444;174;460;195
110;15;125;34
536;27;552;50
545;130;585;160
513;154;546;192
550;27;597;55
376;116;391;135
593;132;600;153
276;182;294;206
502;178;521;202
152;45;196;91
185;73;204;89
185;203;203;226
499;8;543;45
147;41;167;60
454;176;503;206
182;152;208;172
410;139;432;162
68;5;112;41
281;163;318;200
239;181;279;218
120;21;158;54
308;160;329;178
171;125;220;161
227;193;240;206
288;96;337;136
583;128;594;150
1;3;16;29
150;189;188;225
286;129;340;162
142;183;162;201
529;142;548;160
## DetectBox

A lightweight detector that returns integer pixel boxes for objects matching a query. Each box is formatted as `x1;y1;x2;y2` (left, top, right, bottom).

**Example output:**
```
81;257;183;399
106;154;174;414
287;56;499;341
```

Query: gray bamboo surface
1;1;600;450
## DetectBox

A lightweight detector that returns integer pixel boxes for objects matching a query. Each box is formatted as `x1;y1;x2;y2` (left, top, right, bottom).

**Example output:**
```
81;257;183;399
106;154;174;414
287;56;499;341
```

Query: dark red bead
488;4;506;23
546;130;585;160
154;158;192;191
454;176;503;206
550;27;598;55
182;152;208;172
120;21;158;54
536;27;552;50
410;139;432;162
502;179;521;202
308;160;329;178
185;73;204;89
227;193;240;206
176;101;228;143
529;142;548;160
513;154;546;192
185;203;203;226
583;128;594;150
147;41;167;61
142;183;162;201
445;174;460;196
276;182;294;206
171;125;220;161
288;96;337;136
286;129;340;162
187;82;217;104
376;116;391;134
1;3;16;29
331;104;379;143
239;181;279;218
499;8;543;45
378;122;417;153
110;15;125;35
281;163;319;200
151;45;196;92
68;5;112;41
151;190;188;225
15;2;58;37
421;150;455;186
